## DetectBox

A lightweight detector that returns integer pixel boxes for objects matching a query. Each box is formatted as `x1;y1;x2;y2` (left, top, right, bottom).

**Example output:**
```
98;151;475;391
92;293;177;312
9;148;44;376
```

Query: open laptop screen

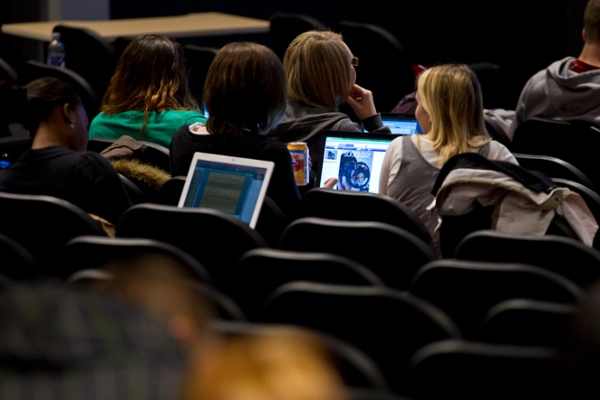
316;132;394;193
380;113;423;135
179;152;274;228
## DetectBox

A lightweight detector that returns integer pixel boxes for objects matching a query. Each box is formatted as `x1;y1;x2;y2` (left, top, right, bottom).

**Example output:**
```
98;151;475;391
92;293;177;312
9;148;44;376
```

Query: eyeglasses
351;56;359;67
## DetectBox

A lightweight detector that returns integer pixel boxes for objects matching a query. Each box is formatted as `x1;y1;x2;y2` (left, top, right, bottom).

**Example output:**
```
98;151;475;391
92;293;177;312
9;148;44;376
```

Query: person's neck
31;123;71;150
578;42;600;67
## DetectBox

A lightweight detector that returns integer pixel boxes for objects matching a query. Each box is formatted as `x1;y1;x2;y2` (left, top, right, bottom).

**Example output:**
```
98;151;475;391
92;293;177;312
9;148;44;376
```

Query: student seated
89;35;206;148
508;0;600;139
0;78;131;225
170;42;303;217
379;64;516;248
273;30;391;143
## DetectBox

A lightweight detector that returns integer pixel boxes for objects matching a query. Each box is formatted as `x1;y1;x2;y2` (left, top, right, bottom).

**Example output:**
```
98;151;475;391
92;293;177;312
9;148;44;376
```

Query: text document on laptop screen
180;158;271;227
318;136;392;193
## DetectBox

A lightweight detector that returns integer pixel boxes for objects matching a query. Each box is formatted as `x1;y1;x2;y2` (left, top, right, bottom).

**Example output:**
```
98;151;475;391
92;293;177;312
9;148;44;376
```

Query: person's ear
583;28;587;42
62;103;75;128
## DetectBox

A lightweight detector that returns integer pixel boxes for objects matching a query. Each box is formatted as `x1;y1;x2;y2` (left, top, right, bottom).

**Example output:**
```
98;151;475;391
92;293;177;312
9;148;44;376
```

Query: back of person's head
584;0;600;44
204;42;286;136
284;31;353;112
0;77;80;134
101;35;197;133
183;328;348;400
417;63;488;166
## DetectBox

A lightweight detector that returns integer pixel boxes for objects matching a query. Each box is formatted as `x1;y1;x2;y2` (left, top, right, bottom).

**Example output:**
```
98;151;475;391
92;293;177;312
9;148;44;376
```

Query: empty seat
0;192;106;270
295;188;432;246
280;217;437;289
409;259;583;338
0;234;40;281
232;248;383;319
514;153;597;193
478;299;575;347
454;230;600;288
511;118;600;189
60;235;212;282
116;204;267;291
261;282;460;393
406;339;558;399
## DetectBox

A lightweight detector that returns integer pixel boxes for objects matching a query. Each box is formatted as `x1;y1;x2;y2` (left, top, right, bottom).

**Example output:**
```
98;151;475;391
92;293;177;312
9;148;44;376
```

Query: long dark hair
101;35;198;137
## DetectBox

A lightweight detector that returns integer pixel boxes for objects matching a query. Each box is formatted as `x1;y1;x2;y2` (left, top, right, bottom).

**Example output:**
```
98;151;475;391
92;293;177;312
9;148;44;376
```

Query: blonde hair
417;64;489;166
284;31;353;112
185;329;348;400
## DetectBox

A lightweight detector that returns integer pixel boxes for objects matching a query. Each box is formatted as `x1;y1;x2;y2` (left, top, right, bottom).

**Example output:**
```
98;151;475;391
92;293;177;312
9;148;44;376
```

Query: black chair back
261;282;460;393
157;176;186;205
0;234;40;281
478;299;575;347
0;192;106;270
407;339;558;399
116;204;267;291
52;25;116;100
409;259;583;338
280;217;437;290
454;230;600;288
60;235;211;282
339;21;415;112
232;248;383;319
183;45;218;107
514;153;597;192
21;60;100;120
296;188;432;246
269;13;327;61
0;57;18;82
512;118;600;189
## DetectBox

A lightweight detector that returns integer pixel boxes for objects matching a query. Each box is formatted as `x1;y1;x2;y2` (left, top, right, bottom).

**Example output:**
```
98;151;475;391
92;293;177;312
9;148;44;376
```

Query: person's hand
322;178;338;189
346;84;377;120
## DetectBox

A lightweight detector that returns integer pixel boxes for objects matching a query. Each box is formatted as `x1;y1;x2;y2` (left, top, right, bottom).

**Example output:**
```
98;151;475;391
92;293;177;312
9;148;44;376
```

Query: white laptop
178;152;274;228
315;131;395;194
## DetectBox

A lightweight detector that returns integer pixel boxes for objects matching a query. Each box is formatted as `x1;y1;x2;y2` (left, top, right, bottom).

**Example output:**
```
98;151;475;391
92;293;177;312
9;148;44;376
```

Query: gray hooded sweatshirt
508;57;600;140
273;99;391;144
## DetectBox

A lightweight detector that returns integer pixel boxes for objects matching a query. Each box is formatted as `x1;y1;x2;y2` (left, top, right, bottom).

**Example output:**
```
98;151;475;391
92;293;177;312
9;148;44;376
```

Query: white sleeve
487;140;518;165
379;137;403;195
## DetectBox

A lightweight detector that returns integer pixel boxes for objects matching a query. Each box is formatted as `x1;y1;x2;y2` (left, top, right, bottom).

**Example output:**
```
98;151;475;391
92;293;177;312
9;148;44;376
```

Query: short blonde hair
417;64;489;166
184;328;347;400
284;31;353;112
584;0;600;44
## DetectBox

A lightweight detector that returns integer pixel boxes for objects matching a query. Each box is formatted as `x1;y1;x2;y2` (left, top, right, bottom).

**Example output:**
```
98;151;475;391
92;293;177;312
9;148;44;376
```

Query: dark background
1;0;590;109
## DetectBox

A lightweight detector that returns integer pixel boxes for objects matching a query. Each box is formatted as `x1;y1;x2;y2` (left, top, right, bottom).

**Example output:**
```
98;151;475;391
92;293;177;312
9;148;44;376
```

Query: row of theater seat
0;228;577;398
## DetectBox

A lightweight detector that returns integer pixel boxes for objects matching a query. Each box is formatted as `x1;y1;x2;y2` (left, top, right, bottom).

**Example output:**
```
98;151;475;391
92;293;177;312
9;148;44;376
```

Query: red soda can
287;142;310;186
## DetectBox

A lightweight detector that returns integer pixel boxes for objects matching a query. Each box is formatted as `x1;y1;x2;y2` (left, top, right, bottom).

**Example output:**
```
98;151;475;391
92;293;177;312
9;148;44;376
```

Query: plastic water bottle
46;32;66;68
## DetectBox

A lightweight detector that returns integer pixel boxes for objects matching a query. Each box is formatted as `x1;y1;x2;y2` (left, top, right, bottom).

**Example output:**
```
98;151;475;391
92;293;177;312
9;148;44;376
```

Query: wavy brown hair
101;35;198;138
